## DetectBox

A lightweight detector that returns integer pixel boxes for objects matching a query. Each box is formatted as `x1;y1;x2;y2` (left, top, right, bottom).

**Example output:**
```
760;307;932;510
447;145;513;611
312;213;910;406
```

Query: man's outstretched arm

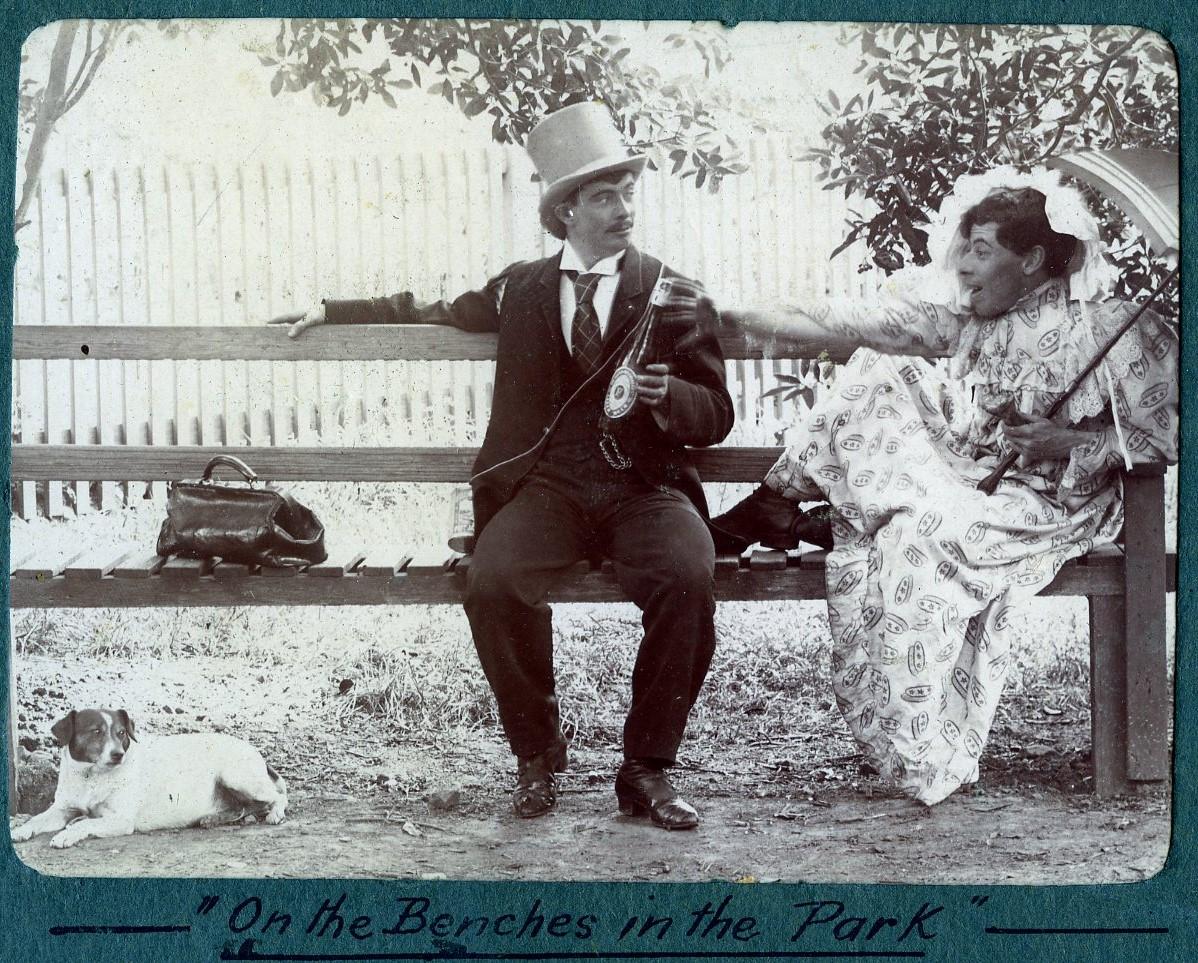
268;268;517;337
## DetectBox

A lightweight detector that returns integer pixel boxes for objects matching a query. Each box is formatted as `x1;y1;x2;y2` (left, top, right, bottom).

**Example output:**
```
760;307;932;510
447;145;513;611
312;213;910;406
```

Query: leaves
760;370;825;410
256;18;748;198
810;23;1177;290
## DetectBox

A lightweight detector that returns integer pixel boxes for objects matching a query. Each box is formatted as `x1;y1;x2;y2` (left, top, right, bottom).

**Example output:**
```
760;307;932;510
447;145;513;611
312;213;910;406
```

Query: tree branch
14;20;78;232
61;20;94;107
462;20;521;127
1033;36;1130;164
62;23;122;115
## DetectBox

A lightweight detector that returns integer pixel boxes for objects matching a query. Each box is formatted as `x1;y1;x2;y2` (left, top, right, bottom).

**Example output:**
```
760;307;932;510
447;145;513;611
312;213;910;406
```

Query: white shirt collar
560;243;624;277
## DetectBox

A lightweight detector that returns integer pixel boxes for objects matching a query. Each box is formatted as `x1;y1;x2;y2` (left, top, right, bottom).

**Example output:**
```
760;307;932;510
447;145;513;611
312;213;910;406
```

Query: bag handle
201;454;260;485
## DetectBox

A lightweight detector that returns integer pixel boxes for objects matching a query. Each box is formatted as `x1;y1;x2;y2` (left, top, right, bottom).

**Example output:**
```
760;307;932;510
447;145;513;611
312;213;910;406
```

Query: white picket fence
11;137;879;518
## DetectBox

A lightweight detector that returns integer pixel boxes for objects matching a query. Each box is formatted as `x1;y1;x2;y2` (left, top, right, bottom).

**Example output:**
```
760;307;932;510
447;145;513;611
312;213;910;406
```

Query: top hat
526;103;647;239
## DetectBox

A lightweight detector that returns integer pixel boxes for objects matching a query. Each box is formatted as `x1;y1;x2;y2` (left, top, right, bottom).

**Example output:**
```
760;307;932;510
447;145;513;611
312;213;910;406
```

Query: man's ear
1021;245;1047;275
553;201;573;224
50;711;77;747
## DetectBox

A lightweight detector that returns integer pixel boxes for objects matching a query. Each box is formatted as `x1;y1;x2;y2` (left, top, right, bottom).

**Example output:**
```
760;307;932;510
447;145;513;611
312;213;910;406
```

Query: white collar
560;243;624;277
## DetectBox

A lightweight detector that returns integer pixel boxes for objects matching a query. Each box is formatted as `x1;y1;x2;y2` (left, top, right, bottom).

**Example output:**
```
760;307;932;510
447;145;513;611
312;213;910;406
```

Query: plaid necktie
565;271;604;375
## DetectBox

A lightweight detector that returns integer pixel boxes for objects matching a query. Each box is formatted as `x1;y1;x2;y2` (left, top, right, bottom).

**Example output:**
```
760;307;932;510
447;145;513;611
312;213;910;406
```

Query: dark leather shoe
512;740;568;818
708;485;834;553
615;759;699;831
793;503;836;551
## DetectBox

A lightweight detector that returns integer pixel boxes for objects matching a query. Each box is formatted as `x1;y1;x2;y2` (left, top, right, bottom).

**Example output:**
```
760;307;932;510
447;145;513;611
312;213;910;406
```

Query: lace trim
950;289;1152;424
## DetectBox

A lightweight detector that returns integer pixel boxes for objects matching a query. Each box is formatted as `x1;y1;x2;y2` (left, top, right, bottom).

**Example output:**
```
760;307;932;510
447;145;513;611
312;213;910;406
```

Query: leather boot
708;485;834;553
512;739;569;818
615;759;699;831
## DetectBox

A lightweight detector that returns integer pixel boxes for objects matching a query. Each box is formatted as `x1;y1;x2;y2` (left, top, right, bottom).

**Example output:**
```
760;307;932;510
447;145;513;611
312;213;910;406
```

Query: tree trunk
14;21;78;232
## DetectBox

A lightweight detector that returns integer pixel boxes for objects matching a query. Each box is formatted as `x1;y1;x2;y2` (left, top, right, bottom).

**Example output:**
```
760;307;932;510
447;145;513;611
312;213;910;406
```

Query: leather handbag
156;454;327;567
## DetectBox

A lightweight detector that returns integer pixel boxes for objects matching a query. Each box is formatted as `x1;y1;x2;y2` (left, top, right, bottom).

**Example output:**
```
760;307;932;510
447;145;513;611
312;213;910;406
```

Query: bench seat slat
258;565;300;578
112;554;167;579
213;562;257;580
13;550;86;580
63;547;136;580
748;549;789;571
309;552;366;578
799;550;829;570
359;554;413;577
9;552;1145;608
404;550;459;575
160;557;216;578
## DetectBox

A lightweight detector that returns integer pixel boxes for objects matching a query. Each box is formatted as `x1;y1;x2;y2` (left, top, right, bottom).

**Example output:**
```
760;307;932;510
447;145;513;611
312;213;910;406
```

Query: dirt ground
10;785;1169;884
10;652;1170;884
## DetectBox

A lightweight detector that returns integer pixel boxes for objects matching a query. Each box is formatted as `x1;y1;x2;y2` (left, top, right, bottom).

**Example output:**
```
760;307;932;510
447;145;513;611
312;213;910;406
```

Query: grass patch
11;501;1099;759
328;632;497;733
13;592;1095;757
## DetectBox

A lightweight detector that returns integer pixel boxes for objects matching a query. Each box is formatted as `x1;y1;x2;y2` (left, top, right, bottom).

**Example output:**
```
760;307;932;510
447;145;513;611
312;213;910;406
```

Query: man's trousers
463;469;717;764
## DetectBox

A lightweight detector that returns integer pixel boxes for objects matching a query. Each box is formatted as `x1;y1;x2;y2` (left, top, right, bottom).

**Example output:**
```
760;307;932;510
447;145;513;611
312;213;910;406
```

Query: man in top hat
271;102;733;830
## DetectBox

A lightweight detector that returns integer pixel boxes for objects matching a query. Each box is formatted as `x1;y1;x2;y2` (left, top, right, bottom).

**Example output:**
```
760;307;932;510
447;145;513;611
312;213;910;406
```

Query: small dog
10;709;287;849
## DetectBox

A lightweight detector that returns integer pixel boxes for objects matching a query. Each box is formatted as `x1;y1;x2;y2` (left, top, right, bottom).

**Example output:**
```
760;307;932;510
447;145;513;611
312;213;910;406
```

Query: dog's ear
50;711;77;747
116;710;137;742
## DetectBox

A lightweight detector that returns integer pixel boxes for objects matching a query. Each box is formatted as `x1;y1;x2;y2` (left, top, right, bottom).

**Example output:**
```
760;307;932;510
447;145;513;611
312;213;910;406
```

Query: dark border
2;3;1194;961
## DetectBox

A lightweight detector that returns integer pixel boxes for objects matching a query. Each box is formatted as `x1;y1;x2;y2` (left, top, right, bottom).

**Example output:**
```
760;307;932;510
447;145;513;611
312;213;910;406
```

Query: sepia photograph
6;17;1179;884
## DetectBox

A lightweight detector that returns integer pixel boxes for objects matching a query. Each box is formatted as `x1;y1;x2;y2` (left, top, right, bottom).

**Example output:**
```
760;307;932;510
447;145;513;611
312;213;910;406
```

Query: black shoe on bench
709;485;835;553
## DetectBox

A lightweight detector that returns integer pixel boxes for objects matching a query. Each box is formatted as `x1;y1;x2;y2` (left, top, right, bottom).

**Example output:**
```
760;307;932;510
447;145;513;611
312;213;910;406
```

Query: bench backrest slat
9;445;784;484
12;325;850;363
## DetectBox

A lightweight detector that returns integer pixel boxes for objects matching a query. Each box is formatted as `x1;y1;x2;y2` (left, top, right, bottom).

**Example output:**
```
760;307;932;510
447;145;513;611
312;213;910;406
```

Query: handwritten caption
201;892;957;949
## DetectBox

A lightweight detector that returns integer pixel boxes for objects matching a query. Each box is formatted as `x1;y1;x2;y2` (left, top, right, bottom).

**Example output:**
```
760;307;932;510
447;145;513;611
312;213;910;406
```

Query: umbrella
1047;148;1179;254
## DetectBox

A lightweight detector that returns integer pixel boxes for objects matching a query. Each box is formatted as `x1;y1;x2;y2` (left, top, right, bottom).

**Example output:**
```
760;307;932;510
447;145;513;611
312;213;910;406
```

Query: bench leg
8;622;18;816
1089;596;1130;797
1121;472;1171;782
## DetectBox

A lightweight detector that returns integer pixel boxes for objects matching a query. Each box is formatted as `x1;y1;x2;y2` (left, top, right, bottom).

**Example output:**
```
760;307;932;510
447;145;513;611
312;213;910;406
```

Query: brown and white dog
10;709;287;849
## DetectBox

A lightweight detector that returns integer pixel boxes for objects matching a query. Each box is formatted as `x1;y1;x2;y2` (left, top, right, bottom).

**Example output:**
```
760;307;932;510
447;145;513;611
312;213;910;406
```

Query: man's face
562;172;637;262
957;222;1037;319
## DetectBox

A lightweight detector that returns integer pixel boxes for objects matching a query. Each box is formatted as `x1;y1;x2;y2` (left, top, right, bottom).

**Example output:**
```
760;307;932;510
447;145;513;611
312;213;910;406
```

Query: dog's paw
49;827;84;849
10;822;35;843
264;808;285;825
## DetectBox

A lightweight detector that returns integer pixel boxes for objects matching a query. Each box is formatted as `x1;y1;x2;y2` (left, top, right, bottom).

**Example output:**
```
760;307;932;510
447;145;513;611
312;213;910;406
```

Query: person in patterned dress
704;169;1178;804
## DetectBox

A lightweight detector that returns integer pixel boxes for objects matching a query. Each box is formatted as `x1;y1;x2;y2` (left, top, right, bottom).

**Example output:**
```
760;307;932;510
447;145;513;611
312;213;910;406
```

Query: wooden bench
8;324;1176;803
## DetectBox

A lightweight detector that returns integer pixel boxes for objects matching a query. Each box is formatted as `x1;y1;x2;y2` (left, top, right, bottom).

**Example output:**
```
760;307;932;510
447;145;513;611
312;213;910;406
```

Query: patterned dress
764;277;1178;804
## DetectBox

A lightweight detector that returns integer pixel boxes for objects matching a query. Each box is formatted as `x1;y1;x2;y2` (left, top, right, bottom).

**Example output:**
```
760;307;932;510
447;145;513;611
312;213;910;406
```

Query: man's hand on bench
268;304;326;339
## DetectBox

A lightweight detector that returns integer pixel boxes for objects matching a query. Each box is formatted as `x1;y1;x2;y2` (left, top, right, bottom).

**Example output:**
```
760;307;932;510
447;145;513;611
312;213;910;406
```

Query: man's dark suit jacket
325;246;735;536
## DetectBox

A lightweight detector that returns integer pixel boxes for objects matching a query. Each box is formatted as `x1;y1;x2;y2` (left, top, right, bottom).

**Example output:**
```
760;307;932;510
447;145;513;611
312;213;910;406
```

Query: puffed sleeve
824;294;959;356
763;272;963;358
1058;301;1178;497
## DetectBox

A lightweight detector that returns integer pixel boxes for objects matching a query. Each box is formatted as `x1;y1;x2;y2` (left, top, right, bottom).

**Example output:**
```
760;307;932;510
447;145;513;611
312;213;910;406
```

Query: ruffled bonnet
906;165;1117;313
